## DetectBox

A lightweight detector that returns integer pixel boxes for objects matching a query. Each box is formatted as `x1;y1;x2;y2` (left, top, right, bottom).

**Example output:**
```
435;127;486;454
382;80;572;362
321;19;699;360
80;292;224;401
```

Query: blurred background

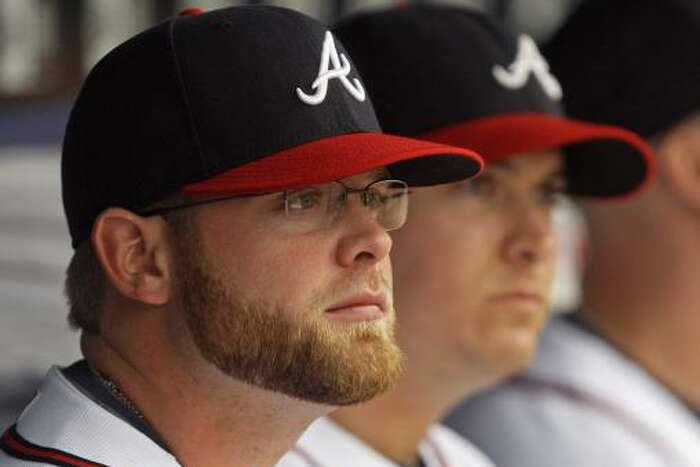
0;0;584;430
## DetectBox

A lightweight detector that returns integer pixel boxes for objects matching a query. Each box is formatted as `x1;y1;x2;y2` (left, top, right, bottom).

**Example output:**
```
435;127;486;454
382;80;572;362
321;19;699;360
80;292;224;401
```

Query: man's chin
235;324;404;406
486;332;540;375
322;334;403;404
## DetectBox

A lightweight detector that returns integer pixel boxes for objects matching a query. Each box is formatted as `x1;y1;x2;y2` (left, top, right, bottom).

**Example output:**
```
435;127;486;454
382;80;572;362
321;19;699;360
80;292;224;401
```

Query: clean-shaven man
447;1;700;466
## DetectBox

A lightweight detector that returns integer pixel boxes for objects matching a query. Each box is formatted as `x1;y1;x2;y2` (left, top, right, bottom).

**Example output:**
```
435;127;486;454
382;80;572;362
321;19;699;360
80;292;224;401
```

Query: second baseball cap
62;6;483;248
333;5;655;198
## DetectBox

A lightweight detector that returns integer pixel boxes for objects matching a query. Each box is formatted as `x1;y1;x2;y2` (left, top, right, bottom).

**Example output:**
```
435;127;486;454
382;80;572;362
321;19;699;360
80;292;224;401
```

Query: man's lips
488;290;544;306
325;294;387;321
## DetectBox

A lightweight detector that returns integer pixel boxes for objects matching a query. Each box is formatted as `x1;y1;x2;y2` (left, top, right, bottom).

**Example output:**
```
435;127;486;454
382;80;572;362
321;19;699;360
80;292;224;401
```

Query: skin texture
81;169;404;467
173;191;402;406
580;112;700;410
331;151;563;466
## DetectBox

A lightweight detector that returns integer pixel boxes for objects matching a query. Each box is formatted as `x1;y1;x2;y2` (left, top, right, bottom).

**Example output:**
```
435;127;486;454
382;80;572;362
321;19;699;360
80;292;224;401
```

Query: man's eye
457;175;496;197
537;177;567;205
286;189;323;211
362;189;383;206
537;187;562;205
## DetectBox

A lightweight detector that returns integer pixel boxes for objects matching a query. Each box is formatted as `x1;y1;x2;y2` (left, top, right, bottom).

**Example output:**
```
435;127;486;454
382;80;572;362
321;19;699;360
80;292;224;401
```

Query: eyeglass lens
284;179;408;232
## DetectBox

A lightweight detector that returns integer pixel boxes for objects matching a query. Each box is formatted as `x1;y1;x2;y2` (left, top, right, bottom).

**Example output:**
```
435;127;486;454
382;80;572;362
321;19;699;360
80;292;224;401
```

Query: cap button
178;7;204;16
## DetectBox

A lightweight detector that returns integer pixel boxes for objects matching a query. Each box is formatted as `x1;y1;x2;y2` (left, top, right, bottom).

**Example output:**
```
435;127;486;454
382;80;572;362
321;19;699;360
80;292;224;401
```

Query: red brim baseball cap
333;6;656;199
184;132;483;196
62;6;484;248
420;112;655;198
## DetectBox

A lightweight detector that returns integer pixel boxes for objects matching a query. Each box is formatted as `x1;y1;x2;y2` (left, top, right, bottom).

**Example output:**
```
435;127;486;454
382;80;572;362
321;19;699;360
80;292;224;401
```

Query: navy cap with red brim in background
333;5;656;200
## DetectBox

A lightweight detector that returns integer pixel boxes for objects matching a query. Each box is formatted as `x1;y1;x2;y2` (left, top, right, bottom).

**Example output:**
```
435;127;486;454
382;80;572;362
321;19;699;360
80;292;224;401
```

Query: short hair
65;240;105;333
64;210;192;333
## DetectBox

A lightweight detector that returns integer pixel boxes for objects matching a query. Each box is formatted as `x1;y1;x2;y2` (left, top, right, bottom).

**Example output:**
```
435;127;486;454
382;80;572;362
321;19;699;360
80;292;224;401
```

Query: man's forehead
490;150;563;173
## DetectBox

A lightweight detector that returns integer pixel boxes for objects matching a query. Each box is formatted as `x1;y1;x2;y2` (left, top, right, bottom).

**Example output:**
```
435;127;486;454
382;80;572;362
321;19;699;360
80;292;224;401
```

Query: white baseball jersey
276;416;495;467
0;361;180;466
444;316;700;467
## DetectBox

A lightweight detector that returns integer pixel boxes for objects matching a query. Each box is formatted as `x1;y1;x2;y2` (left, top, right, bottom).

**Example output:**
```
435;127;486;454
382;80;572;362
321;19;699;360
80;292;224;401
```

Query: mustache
343;272;392;296
316;272;394;310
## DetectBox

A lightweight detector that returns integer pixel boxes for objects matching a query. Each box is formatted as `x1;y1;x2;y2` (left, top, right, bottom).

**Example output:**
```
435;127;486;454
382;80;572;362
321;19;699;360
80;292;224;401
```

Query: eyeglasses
283;179;409;233
139;178;409;234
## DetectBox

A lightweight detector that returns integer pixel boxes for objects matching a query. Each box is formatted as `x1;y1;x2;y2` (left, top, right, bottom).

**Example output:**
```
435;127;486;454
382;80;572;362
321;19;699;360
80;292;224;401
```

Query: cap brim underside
183;132;483;195
419;112;656;198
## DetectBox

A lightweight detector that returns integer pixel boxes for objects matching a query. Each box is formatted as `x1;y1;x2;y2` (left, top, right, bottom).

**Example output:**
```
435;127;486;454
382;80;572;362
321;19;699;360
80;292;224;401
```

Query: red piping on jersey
423;433;450;467
1;425;107;467
290;445;325;467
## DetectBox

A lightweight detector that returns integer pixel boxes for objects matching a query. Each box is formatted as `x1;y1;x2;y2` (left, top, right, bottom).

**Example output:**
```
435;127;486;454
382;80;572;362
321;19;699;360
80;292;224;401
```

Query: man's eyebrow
376;167;392;177
543;163;566;179
490;159;565;178
489;159;515;171
366;167;392;182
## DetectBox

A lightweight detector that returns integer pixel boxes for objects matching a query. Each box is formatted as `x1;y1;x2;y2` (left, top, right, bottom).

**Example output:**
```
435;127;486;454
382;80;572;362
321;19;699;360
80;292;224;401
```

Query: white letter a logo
492;34;563;100
296;31;366;106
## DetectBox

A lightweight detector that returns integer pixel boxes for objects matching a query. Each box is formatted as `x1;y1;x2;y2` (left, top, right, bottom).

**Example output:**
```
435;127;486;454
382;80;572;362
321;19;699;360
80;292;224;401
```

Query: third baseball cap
62;5;483;248
543;0;700;138
333;5;655;198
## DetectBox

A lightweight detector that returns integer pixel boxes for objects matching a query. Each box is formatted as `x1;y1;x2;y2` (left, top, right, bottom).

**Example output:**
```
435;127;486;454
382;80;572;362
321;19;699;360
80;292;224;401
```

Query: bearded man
0;5;483;467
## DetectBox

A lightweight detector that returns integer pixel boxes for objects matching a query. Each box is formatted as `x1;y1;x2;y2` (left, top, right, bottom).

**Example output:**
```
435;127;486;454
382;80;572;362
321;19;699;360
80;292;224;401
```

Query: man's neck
330;367;482;466
161;381;327;467
82;334;328;467
582;268;700;410
582;198;700;410
330;392;435;466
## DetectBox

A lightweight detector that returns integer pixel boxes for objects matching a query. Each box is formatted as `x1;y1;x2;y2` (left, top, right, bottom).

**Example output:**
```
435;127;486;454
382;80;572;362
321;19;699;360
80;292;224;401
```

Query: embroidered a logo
492;34;563;100
296;31;366;106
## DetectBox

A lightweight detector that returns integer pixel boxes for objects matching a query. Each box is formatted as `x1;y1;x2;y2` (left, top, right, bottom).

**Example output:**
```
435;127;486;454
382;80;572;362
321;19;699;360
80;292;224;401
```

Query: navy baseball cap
543;0;700;138
62;5;483;248
333;5;655;198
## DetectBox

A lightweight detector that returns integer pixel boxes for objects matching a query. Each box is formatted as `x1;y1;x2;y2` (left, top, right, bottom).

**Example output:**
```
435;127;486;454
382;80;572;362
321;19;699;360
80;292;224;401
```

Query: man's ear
91;208;172;306
656;114;700;217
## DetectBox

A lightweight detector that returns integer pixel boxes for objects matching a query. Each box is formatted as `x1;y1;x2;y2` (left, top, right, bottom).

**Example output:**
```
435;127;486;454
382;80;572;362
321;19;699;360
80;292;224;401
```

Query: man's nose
335;200;392;268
